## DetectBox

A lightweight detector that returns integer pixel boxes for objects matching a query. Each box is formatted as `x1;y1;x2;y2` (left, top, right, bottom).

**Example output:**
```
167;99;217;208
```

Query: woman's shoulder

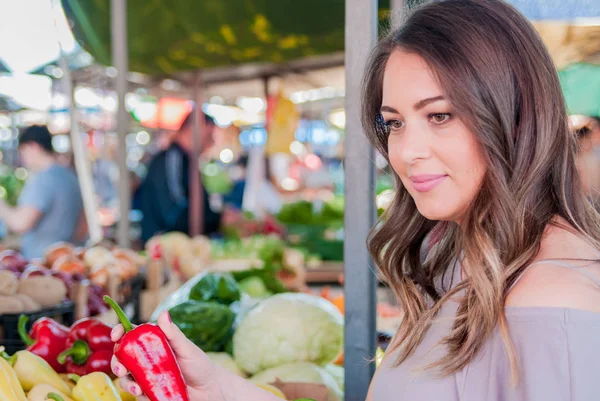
506;223;600;314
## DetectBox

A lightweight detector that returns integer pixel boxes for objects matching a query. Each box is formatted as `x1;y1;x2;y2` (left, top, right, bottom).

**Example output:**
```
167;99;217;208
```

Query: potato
0;270;18;295
15;294;41;312
18;276;67;307
0;295;24;314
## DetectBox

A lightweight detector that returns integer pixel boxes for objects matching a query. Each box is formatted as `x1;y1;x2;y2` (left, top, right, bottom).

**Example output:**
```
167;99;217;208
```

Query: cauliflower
206;353;246;377
249;362;343;401
233;293;343;374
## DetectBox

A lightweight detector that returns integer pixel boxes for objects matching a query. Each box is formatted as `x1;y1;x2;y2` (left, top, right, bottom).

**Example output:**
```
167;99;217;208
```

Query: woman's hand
110;311;225;401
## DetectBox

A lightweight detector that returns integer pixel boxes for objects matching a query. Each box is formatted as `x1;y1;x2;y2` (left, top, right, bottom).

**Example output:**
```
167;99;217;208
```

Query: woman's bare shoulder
506;224;600;312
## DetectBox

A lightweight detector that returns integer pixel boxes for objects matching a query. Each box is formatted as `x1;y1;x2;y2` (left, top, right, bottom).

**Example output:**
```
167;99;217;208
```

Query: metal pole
111;0;130;247
391;0;405;28
344;0;378;399
189;72;204;237
57;56;103;245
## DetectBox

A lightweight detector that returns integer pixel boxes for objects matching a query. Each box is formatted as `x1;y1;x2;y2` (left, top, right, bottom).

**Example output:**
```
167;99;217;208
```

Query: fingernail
114;365;121;375
130;385;138;395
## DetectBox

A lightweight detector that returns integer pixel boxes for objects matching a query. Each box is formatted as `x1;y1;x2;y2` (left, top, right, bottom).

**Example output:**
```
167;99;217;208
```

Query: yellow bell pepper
26;384;73;401
0;354;27;401
0;350;70;394
58;375;76;392
68;373;121;401
113;378;136;401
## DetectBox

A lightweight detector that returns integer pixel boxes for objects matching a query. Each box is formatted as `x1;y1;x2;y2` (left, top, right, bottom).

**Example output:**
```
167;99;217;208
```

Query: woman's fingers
111;355;128;378
111;324;125;342
118;376;143;397
156;311;199;360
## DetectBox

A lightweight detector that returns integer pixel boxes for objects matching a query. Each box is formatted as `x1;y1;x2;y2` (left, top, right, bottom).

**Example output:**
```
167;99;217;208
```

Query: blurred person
575;118;600;201
0;125;86;258
139;110;220;243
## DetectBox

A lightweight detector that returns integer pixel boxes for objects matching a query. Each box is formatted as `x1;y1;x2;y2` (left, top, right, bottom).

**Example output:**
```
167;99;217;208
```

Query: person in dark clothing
139;111;220;243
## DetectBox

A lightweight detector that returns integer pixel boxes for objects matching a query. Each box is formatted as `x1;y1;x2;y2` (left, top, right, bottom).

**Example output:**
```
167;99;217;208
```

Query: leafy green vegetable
232;267;287;294
189;273;241;305
169;301;235;352
238;276;272;299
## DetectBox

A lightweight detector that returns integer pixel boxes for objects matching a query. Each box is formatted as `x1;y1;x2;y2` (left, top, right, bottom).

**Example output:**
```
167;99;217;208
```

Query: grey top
372;260;600;401
18;164;83;259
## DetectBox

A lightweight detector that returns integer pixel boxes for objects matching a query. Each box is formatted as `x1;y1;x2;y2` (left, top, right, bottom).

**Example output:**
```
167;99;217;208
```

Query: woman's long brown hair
362;0;600;378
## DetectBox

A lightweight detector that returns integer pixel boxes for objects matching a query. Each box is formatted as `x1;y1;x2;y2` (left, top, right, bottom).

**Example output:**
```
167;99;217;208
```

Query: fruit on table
0;349;71;394
52;256;86;276
82;247;112;268
58;318;113;377
50;372;120;401
0;270;19;295
20;265;51;279
0;349;27;401
18;315;69;373
26;383;73;401
18;276;67;308
113;378;137;401
45;243;75;268
15;294;41;312
0;250;28;271
0;295;26;314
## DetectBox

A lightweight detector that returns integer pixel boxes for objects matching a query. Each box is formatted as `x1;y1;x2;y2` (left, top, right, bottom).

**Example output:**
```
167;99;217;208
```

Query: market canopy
62;0;392;75
62;0;599;76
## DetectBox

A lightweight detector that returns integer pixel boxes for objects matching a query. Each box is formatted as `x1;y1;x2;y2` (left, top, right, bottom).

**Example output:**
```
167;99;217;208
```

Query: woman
111;1;600;400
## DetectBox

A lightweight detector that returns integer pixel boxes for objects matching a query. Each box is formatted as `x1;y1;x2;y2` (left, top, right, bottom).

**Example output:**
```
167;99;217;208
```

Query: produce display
0;241;146;318
147;232;305;292
150;273;345;401
276;199;344;262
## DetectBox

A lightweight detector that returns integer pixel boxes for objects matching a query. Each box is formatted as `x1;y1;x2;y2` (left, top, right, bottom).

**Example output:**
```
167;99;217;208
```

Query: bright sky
0;0;77;73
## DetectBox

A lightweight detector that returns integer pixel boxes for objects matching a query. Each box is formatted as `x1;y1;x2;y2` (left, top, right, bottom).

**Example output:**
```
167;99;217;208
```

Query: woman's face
381;50;487;222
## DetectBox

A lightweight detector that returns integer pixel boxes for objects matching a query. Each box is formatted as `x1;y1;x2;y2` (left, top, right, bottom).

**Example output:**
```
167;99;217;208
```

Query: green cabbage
233;293;344;374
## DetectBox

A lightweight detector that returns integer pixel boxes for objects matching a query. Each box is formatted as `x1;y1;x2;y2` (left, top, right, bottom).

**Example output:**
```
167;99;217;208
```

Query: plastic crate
0;301;75;354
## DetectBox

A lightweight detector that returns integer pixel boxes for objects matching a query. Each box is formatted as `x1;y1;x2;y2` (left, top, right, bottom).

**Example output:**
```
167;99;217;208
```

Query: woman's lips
409;174;447;192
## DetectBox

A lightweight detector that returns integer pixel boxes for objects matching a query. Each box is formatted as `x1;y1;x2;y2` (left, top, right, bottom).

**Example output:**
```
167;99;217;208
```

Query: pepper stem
103;295;134;333
68;374;81;383
17;315;34;346
57;340;91;365
47;392;66;401
0;348;17;366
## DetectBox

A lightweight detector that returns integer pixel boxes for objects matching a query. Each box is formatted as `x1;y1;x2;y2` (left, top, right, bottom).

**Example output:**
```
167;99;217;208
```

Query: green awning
62;0;393;75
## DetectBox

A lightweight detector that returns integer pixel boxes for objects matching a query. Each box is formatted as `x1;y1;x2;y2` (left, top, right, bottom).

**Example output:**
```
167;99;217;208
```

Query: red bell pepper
17;315;69;373
57;318;114;377
104;296;189;401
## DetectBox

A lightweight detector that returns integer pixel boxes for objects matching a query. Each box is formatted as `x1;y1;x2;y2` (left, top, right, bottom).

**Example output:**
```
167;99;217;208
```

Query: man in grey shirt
0;125;85;259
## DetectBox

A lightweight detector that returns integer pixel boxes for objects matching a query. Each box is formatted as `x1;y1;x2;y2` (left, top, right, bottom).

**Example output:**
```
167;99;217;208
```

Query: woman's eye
429;113;451;124
386;119;404;131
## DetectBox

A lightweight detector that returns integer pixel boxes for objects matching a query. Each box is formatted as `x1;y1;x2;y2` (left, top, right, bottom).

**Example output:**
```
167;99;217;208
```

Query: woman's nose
394;126;431;165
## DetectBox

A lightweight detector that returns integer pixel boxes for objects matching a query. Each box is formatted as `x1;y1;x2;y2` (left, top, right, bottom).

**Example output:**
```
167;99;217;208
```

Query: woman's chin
416;204;459;222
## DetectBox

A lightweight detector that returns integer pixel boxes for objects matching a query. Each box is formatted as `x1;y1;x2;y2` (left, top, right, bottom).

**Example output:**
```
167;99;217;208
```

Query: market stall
1;0;600;400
